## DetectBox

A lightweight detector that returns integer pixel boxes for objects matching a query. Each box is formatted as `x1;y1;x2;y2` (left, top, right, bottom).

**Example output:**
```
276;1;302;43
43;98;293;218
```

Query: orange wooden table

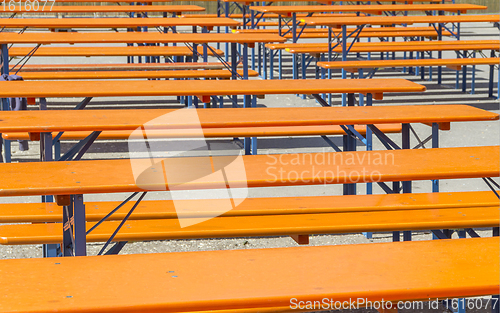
0;145;496;196
0;237;496;312
0;17;241;30
0;4;205;13
0;104;495;133
249;4;486;16
0;32;284;45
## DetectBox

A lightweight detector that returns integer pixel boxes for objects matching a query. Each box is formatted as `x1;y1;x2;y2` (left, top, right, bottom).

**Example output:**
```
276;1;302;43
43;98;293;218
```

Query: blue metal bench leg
41;132;60;257
402;123;412;242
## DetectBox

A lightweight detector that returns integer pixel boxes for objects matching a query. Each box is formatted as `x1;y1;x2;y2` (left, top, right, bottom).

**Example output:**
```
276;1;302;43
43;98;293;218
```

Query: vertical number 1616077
2;0;55;11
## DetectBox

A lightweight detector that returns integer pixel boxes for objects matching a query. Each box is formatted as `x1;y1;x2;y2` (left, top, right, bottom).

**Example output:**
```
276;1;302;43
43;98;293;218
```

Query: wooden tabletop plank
0;146;496;196
8;46;224;57
0;105;495;133
300;14;500;26
1;17;240;28
2;124;402;140
0;32;285;45
0;4;205;13
227;0;441;3
0;78;425;98
16;62;236;72
249;4;487;14
0;237;497;312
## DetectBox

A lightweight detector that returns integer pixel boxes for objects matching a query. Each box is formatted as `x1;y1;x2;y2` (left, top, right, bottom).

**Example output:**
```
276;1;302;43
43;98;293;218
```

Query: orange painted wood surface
317;57;500;70
299;14;500;27
16;69;258;80
0;78;425;98
0;4;205;13
250;4;486;14
0;190;496;223
1;124;402;140
1;205;498;244
0;146;496;196
0;237;497;312
9;46;224;57
0;32;285;45
1;17;239;28
0;105;496;133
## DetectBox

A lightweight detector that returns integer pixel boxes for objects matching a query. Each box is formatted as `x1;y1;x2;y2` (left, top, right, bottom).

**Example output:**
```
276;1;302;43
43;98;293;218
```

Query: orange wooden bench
285;42;500;55
1;196;498;245
9;46;225;58
0;237;496;312
15;62;244;72
14;69;259;80
265;39;500;52
0;190;495;223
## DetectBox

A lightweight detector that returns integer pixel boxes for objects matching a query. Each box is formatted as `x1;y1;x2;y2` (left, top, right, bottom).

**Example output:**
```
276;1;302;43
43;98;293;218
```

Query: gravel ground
0;19;498;313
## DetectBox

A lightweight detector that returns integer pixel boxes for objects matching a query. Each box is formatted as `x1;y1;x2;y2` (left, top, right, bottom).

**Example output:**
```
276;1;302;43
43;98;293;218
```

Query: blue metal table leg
269;50;274;79
341;25;347;106
431;122;440;240
41;132;59;257
342;93;356;196
263;45;268;80
363;92;372;240
73;194;86;256
462;59;467;93
402;123;412;241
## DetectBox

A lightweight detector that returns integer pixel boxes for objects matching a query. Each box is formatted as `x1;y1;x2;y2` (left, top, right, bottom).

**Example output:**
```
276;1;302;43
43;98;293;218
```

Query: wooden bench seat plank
0;105;495;133
3;4;205;13
0;78;425;99
181;13;360;18
0;32;285;45
283;30;449;39
0;146;496;197
9;46;225;57
16;69;258;80
266;39;500;50
0;190;496;223
249;4;487;15
299;14;500;27
16;62;239;72
1;17;240;29
286;43;500;54
0;237;497;312
317;57;500;70
2;124;402;140
236;26;441;33
2;206;499;244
